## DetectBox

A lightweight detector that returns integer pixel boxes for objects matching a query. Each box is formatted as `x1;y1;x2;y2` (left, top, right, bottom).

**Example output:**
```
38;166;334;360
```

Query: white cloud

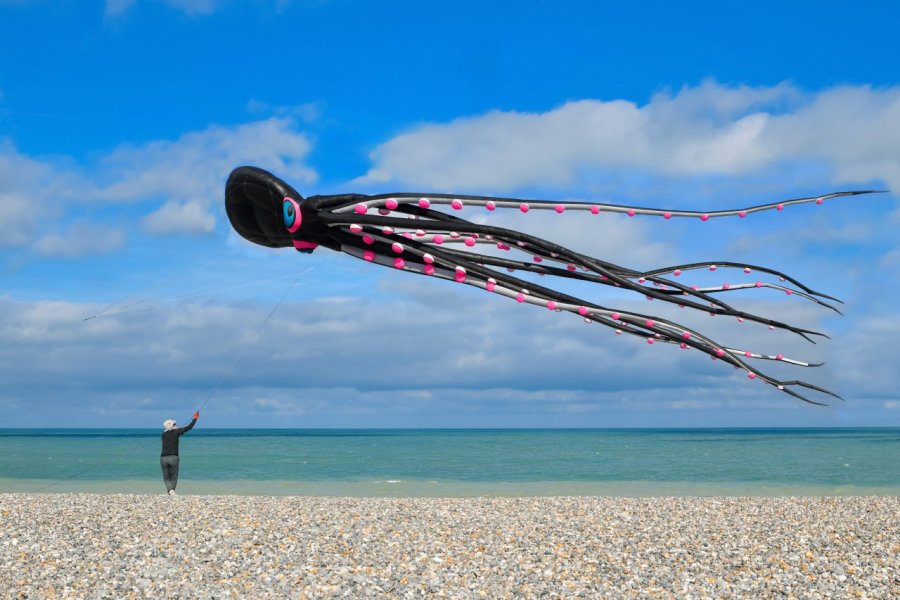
357;81;900;193
0;117;316;251
104;0;222;18
96;117;316;207
32;223;126;258
142;200;215;235
0;140;72;247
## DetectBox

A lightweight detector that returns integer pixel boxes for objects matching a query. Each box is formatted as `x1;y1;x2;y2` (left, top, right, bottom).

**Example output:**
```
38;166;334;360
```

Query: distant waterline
1;428;898;496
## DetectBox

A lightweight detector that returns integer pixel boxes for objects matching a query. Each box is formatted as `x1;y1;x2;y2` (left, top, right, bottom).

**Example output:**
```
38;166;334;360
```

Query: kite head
225;166;319;253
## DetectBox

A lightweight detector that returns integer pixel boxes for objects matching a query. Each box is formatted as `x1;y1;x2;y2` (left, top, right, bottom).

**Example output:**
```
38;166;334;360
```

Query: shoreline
4;477;900;497
2;494;898;596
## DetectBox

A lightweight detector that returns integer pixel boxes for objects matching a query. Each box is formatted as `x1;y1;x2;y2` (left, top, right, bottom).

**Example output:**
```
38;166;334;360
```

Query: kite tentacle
331;190;883;220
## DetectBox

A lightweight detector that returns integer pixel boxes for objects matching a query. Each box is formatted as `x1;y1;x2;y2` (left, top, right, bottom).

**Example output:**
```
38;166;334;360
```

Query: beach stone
0;495;899;597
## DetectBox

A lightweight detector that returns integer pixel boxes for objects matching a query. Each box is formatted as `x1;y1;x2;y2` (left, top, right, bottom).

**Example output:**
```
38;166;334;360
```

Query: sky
1;0;898;428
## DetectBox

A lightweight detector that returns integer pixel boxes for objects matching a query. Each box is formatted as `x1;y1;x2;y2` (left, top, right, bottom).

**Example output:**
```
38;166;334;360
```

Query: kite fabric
225;166;881;405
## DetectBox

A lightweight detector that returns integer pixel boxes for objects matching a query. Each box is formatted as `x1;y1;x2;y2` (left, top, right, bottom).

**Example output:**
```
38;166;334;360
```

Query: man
160;411;199;495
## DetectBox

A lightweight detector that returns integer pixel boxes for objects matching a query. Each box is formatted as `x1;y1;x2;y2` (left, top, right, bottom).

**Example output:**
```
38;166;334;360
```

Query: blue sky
1;0;898;427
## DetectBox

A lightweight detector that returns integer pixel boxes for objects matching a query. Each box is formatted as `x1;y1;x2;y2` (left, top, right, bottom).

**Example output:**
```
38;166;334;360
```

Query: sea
1;428;898;496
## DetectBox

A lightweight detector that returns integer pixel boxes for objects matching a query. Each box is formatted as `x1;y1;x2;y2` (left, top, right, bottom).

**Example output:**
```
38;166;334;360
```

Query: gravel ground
1;494;899;598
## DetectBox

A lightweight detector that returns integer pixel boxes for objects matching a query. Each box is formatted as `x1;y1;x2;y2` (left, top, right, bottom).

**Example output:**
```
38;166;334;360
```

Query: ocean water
0;428;898;496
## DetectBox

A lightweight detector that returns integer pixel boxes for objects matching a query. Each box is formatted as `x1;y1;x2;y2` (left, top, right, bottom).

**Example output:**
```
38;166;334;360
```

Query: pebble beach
1;494;899;598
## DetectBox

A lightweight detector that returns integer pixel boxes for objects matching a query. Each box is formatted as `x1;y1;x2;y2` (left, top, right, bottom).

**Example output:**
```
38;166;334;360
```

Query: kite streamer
225;166;881;405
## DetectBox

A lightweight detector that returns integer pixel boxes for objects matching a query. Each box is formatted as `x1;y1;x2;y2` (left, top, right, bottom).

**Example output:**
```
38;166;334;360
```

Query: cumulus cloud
105;0;223;18
32;223;126;258
357;81;900;193
96;117;316;207
142;200;215;235
0;140;74;247
0;117;315;251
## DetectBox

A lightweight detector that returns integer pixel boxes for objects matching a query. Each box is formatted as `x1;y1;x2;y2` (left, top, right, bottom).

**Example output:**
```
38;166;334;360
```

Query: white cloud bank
358;81;900;193
0;117;316;249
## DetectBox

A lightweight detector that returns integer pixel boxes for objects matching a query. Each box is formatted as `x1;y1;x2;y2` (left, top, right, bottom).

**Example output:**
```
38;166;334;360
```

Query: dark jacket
160;418;196;457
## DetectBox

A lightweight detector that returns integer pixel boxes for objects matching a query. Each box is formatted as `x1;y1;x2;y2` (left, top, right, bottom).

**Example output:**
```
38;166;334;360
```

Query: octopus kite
225;166;880;405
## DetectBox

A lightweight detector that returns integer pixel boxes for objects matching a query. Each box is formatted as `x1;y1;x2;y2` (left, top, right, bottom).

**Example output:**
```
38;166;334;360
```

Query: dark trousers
160;455;180;492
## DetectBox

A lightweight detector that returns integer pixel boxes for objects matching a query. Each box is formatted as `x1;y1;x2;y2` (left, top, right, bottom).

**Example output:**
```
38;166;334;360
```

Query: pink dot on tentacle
638;277;646;283
546;300;557;310
486;280;496;292
722;283;730;290
680;343;687;349
464;237;476;247
516;293;525;303
385;199;399;210
738;211;747;218
645;295;653;301
627;209;636;217
590;205;600;214
533;256;542;262
424;264;435;276
755;281;762;288
349;224;363;233
743;267;751;274
362;235;374;245
433;234;444;244
776;353;784;360
383;226;394;234
363;251;375;261
682;332;691;339
645;319;654;327
486;201;496;211
519;203;530;213
777;203;784;211
600;275;608;281
354;203;368;214
391;243;404;254
403;232;413;240
737;317;744;323
647;338;654;344
554;204;565;213
611;313;620;320
700;214;709;221
456;272;466;283
416;229;426;237
744;351;752;357
423;253;434;264
816;197;824;204
785;289;793;295
691;284;699;291
769;325;775;330
673;269;682;276
378;208;390;216
615;329;623;335
747;372;757;379
451;199;463;210
578;306;589;316
451;232;461;239
566;265;576;271
663;212;672;219
715;349;725;357
393;258;405;269
777;384;784;390
418;198;430;209
708;265;717;271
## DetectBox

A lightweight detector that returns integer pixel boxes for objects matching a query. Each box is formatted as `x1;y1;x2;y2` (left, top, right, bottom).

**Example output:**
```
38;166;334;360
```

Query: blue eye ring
283;197;302;233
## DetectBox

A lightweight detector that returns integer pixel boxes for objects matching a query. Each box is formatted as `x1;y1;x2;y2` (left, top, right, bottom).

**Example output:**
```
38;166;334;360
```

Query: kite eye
283;197;302;233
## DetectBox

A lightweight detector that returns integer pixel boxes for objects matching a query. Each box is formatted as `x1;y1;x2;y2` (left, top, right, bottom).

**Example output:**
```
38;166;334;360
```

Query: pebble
1;495;899;597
